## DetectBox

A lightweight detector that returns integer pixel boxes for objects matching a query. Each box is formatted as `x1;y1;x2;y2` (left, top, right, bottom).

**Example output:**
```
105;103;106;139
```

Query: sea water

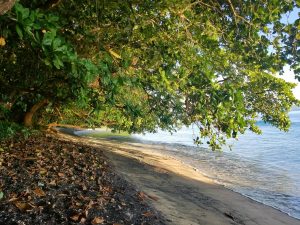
130;111;300;219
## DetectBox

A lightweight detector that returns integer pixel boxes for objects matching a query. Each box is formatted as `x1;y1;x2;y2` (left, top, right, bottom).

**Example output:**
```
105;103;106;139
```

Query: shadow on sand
55;130;300;225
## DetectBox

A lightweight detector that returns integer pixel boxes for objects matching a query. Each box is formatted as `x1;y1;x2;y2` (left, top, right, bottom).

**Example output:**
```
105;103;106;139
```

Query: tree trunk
0;0;15;15
0;0;61;15
24;99;48;127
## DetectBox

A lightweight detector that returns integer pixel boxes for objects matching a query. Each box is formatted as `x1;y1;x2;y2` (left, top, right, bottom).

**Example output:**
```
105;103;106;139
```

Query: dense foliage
0;0;299;148
0;121;32;140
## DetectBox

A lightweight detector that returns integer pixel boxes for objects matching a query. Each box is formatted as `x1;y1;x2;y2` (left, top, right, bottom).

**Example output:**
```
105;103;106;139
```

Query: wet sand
55;132;300;225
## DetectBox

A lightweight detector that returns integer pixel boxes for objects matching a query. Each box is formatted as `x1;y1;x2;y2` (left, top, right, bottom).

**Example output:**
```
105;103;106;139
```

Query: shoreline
77;129;300;221
152;149;300;221
55;131;300;225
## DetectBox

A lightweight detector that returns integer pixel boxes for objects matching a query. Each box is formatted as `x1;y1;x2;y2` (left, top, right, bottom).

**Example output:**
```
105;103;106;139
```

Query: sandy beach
55;131;300;225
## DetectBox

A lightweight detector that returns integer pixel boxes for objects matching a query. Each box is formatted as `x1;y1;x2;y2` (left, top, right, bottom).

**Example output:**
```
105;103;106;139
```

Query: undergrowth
0;121;36;141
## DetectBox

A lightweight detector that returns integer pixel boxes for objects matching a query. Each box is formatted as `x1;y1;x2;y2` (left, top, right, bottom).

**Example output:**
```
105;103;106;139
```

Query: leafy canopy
0;0;299;149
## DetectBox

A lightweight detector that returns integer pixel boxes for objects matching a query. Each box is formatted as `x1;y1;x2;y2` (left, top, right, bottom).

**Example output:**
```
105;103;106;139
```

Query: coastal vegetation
1;2;300;224
0;0;300;149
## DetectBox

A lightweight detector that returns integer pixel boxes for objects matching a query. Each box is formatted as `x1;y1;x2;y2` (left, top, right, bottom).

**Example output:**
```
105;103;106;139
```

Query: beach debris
138;191;147;201
137;191;159;201
0;134;165;224
13;201;33;212
33;188;46;197
91;216;104;224
147;194;159;201
57;172;64;177
142;211;154;217
70;214;80;222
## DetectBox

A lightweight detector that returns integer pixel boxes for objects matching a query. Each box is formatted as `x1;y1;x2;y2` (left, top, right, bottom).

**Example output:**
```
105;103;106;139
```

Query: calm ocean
130;111;300;219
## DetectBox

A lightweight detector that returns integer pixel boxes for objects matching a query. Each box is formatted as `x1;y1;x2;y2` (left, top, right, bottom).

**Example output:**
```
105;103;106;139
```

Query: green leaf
71;63;77;75
54;45;67;53
21;8;30;20
42;31;56;46
47;14;60;22
42;34;53;46
53;56;64;69
16;25;23;39
14;3;30;20
0;192;4;200
52;38;62;50
43;59;52;67
103;76;110;85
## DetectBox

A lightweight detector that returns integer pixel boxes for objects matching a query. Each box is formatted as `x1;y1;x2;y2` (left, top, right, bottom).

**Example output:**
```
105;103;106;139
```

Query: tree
0;0;299;149
0;0;15;15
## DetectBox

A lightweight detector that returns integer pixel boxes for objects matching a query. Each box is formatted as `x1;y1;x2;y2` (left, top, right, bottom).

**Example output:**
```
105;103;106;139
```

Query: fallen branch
47;123;85;132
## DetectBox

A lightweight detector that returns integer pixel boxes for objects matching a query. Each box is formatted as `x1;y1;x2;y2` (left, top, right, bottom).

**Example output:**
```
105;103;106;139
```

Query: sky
282;69;300;100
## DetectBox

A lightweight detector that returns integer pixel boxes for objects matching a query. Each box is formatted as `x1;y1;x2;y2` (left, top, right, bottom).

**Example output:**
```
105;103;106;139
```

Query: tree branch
0;0;15;15
24;99;49;127
226;0;252;25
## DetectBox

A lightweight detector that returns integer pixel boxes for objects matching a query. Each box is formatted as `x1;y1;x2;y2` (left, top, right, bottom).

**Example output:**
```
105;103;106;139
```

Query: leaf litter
0;134;165;224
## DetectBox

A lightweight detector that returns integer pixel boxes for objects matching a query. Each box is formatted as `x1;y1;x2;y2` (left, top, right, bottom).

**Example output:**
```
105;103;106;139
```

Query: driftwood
47;123;85;133
0;0;15;15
